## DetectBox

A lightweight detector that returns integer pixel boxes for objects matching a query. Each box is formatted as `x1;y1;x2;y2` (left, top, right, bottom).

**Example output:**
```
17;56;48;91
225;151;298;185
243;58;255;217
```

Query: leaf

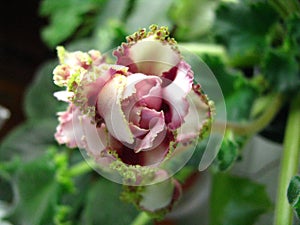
214;0;278;66
125;0;173;33
210;173;272;225
39;0;106;47
81;179;139;225
0;119;57;162
288;175;300;218
6;152;60;225
213;132;239;172
287;16;300;53
24;60;66;121
263;48;300;93
201;55;258;122
170;0;217;41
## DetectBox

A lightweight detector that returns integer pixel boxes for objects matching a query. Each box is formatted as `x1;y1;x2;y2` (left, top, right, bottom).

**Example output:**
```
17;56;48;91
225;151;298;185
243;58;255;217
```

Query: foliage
288;175;300;219
1;0;300;224
210;173;272;225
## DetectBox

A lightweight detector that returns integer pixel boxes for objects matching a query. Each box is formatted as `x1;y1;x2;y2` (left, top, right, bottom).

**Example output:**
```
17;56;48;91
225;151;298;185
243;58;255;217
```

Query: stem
274;94;300;225
130;212;152;225
215;93;283;135
69;160;93;177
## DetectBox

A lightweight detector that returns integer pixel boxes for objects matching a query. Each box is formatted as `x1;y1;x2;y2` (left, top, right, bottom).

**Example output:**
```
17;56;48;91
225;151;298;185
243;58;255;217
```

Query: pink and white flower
53;25;212;188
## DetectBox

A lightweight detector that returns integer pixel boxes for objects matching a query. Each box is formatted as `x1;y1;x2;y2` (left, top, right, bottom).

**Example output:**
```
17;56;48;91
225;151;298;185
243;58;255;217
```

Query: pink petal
134;76;162;110
162;60;194;129
134;108;166;153
80;120;108;159
114;130;174;166
121;74;163;124
55;104;111;162
141;131;174;166
113;26;180;75
129;123;148;137
73;64;128;110
176;84;211;143
97;75;134;144
55;105;84;148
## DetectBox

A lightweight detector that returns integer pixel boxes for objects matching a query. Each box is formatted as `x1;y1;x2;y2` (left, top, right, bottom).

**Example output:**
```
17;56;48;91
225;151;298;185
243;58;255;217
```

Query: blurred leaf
0;119;57;162
7;151;60;225
210;173;272;225
214;0;278;66
202;55;258;122
263;48;300;93
81;180;139;225
0;179;13;203
94;0;129;51
213;131;239;171
287;16;300;53
24;60;66;121
40;0;106;47
93;20;127;52
0;159;20;203
125;0;173;33
170;0;217;41
288;175;300;218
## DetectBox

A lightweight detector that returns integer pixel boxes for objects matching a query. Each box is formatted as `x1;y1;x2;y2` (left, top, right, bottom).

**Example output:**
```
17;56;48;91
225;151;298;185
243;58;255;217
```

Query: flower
53;25;213;186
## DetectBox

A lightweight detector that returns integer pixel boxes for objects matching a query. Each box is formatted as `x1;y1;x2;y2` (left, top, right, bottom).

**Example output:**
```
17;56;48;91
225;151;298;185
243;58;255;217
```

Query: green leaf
6;152;60;225
263;48;300;93
81;180;139;225
213;131;239;172
201;55;258;122
210;173;272;225
0;119;57;162
214;0;278;66
170;0;217;41
24;60;65;121
125;0;173;33
287;16;300;53
41;11;83;48
39;0;106;47
287;175;300;218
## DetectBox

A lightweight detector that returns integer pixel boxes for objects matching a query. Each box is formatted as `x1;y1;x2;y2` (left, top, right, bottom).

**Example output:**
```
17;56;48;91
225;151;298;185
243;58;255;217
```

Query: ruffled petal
134;108;166;153
114;130;174;166
121;74;163;126
53;46;97;87
162;60;194;130
55;105;109;159
122;73;163;109
97;75;134;144
72;64;129;119
55;105;84;148
141;130;174;166
176;84;212;143
114;26;180;75
80;120;108;159
129;123;148;137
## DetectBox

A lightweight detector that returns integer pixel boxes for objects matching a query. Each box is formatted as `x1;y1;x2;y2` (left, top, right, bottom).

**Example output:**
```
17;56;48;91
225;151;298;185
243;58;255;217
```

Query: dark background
0;0;53;140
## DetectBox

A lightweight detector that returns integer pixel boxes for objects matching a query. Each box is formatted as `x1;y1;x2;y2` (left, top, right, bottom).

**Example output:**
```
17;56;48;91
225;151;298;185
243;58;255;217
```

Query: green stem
215;93;283;135
69;160;93;177
130;212;152;225
274;94;300;225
